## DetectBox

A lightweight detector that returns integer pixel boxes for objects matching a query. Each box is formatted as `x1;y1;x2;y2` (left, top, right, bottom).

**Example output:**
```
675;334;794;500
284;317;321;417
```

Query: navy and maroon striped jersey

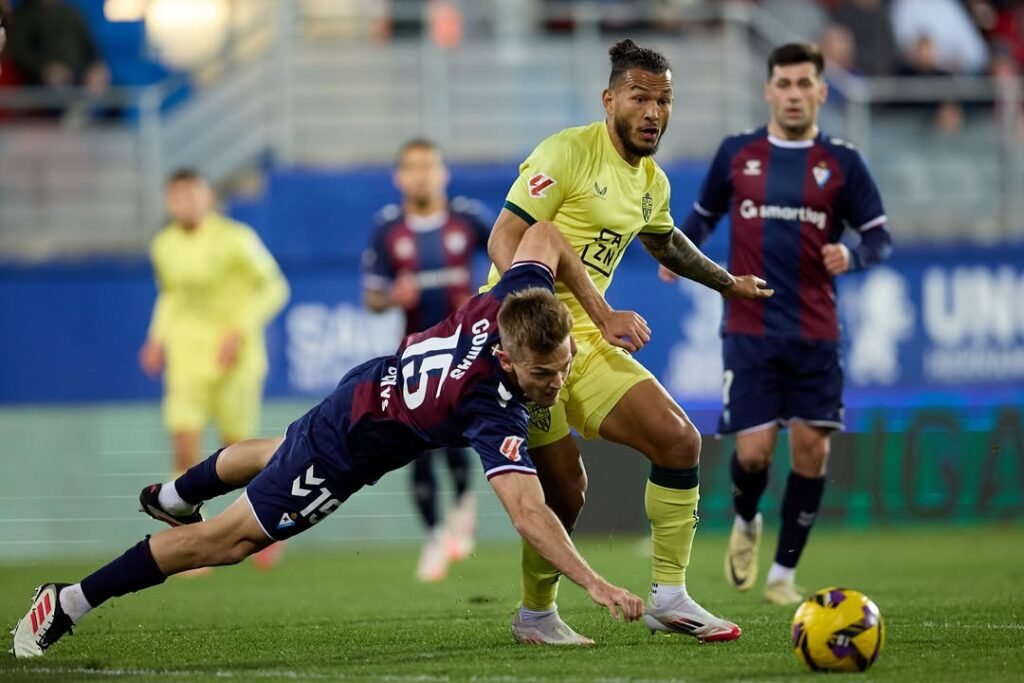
362;197;493;335
683;127;889;341
342;262;554;484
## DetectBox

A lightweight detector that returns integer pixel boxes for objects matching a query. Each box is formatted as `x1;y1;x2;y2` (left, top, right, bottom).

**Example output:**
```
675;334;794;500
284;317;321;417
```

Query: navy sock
175;448;234;505
412;452;439;529
730;451;768;522
774;471;826;569
80;537;166;609
444;448;470;499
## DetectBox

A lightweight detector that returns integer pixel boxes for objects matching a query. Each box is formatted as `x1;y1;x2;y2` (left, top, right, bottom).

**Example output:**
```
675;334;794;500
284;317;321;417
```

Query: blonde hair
497;288;573;360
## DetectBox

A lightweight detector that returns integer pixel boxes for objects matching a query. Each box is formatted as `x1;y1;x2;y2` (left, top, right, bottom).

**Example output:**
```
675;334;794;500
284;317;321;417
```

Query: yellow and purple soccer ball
791;587;884;673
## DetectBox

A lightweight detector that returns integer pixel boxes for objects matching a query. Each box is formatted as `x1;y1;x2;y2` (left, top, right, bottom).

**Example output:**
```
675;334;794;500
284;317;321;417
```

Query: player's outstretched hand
586;579;645;622
599;310;651;353
723;274;774;300
657;264;679;283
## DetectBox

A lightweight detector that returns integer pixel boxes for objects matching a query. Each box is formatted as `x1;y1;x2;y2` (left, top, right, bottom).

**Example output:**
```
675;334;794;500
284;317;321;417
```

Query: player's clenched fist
723;274;774;299
599;310;651;353
586;579;645;622
821;243;851;276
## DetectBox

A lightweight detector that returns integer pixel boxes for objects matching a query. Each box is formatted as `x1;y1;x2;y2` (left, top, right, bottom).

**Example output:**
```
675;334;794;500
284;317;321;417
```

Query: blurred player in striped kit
362;139;493;581
139;169;289;569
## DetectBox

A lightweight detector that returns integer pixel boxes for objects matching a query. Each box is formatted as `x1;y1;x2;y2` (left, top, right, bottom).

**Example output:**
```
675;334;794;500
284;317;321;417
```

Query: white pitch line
1;671;701;683
98;472;168;477
0;539;99;545
0;495;135;501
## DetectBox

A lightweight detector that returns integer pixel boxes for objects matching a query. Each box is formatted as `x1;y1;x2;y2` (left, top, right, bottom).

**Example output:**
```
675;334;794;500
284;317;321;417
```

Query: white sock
519;605;556;621
158;481;196;515
767;562;795;585
651;583;689;604
59;583;92;624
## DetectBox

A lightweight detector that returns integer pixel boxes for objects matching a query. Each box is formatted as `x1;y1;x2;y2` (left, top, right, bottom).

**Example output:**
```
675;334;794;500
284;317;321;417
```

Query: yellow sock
646;467;700;585
521;538;560;611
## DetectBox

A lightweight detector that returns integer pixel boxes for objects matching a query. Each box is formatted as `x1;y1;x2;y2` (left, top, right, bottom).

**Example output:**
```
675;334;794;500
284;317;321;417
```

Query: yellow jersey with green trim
485;121;675;333
148;213;289;381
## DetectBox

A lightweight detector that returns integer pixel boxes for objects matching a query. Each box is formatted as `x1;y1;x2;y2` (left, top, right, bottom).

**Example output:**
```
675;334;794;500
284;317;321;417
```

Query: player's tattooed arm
642;228;774;300
639;228;735;292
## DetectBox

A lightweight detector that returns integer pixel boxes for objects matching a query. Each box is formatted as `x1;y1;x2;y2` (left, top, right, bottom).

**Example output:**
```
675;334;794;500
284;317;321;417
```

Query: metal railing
0;0;1022;258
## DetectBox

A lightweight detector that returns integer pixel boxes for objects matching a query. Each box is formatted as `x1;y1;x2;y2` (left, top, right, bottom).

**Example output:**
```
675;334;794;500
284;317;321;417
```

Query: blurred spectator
817;23;861;111
899;34;966;134
830;0;901;76
819;23;859;74
991;45;1024;141
991;0;1024;67
0;1;8;62
8;0;109;94
891;0;991;74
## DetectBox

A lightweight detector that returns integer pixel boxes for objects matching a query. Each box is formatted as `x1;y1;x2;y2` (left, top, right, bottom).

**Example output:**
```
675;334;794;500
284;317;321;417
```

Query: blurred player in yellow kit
139;169;289;568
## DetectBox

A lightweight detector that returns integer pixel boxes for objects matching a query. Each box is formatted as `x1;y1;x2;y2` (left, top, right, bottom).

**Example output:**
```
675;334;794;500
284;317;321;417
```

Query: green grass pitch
1;524;1021;682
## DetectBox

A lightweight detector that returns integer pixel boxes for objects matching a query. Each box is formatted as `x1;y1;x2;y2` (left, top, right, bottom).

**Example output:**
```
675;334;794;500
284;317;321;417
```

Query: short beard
778;114;813;139
614;114;660;158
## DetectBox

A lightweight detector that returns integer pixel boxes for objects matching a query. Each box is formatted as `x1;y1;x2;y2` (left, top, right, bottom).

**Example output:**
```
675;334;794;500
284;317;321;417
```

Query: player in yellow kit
139;169;289;484
486;40;772;645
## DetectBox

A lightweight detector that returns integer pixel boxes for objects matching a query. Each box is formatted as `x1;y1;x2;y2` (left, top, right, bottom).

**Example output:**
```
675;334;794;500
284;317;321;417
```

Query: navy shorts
245;385;363;542
717;333;844;435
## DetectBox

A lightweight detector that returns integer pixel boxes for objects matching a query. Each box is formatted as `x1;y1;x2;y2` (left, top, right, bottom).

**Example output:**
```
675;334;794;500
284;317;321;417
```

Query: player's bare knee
737;450;772;473
792;449;829;478
653;420;701;468
542;477;586;528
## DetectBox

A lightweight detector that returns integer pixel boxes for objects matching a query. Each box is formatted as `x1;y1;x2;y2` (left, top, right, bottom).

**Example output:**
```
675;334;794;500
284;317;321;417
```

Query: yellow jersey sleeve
229;226;290;333
504;132;584;225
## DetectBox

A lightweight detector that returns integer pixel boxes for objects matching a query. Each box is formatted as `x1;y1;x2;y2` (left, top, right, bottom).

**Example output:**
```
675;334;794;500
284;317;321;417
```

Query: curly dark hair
608;39;671;88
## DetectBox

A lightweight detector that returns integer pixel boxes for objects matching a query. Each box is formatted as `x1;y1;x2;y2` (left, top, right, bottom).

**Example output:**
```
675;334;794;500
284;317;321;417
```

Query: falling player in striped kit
11;222;647;660
662;43;892;605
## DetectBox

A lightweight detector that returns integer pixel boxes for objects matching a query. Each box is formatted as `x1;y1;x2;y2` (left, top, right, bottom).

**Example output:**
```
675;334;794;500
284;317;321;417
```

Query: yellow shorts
163;370;265;441
527;329;654;447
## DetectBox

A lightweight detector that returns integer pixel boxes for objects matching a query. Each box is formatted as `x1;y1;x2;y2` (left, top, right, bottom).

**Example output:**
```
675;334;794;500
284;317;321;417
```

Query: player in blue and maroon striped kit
662;43;892;605
12;222;648;659
362;138;494;581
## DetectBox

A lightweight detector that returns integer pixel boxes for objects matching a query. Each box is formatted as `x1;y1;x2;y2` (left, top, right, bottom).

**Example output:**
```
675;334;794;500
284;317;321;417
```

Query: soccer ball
791;587;884;673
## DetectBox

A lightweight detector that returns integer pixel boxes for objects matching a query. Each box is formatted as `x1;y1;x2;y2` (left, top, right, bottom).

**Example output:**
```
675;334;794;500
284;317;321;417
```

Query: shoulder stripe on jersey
485;464;538;480
509;260;555;278
693;201;716;217
504;200;537;226
857;215;888;232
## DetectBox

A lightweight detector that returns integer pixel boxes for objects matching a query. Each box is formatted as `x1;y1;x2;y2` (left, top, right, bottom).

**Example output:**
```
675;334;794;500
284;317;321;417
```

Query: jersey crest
812;162;831;188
